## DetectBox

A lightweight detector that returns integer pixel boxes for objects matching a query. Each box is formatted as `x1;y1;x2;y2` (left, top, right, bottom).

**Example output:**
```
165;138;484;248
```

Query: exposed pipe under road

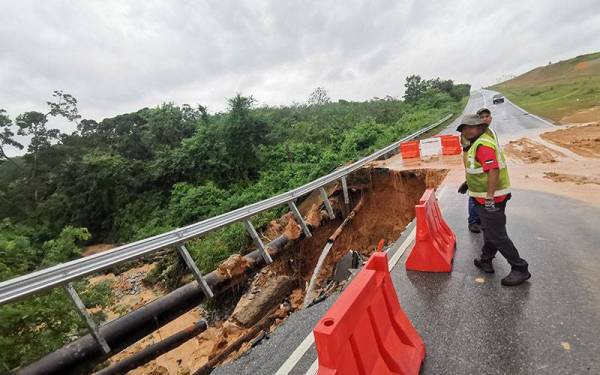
15;236;290;375
95;320;208;375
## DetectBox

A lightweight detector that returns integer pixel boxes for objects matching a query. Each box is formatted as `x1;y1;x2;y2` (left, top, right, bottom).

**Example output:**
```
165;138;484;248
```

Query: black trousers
476;200;528;271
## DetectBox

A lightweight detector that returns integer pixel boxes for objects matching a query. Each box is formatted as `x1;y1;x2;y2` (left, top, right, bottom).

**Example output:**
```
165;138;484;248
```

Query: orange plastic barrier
400;140;420;159
405;188;456;272
435;135;461;155
314;252;425;375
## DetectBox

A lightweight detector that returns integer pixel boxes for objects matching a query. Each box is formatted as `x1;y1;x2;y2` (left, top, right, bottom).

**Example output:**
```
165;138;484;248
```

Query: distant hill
492;51;600;123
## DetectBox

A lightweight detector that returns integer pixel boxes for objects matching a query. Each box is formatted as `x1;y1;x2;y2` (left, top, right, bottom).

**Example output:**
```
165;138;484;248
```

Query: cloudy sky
1;0;599;155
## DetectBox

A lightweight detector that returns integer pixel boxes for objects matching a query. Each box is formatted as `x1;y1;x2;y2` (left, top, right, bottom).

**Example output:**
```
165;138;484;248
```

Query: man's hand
458;181;468;194
484;198;499;212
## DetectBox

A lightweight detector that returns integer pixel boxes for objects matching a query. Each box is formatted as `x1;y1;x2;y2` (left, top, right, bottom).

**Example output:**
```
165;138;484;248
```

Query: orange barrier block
314;252;425;375
400;140;420;159
435;135;461;155
406;188;456;272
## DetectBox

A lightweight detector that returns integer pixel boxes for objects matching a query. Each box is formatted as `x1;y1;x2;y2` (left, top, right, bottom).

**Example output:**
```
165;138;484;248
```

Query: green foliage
223;95;269;181
0;109;24;168
308;87;331;105
168;182;230;226
0;221;107;371
404;75;427;103
40;226;90;267
404;75;471;104
0;79;469;369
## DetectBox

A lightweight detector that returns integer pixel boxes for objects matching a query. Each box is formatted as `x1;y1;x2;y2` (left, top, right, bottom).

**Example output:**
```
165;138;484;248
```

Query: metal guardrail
0;113;452;305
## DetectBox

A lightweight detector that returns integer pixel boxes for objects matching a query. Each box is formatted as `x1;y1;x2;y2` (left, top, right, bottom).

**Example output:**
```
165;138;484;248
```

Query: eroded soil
504;138;564;164
543;172;600;185
100;167;447;374
540;123;600;158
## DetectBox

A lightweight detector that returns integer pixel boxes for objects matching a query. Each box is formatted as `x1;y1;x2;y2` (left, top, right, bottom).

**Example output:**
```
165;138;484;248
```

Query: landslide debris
543;172;600;185
504;138;564;163
106;167;448;374
540;123;600;158
230;275;296;327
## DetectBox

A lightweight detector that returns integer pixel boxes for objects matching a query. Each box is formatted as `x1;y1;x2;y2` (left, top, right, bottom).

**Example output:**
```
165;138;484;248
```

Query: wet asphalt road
214;91;600;374
442;89;553;137
396;187;600;374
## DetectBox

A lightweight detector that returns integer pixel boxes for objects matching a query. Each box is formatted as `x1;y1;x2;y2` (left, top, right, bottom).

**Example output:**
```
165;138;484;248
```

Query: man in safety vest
456;114;531;286
458;108;494;233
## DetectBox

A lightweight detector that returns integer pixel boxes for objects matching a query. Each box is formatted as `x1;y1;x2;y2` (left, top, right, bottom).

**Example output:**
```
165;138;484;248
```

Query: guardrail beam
0;114;452;305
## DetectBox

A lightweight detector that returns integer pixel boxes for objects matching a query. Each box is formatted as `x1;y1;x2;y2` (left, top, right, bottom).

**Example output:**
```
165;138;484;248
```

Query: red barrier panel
400;140;420;159
406;188;456;272
434;135;461;155
314;252;425;375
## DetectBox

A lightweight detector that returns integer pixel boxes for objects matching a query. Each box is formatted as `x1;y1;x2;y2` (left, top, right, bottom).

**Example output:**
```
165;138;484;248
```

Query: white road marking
275;332;315;375
276;226;417;375
305;358;319;375
280;105;458;374
388;226;416;270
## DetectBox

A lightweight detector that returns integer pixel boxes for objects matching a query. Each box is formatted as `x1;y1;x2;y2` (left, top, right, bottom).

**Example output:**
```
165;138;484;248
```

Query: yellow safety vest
464;129;511;198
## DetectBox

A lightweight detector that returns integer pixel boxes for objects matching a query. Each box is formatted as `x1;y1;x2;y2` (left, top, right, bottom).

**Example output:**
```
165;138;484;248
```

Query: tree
308;87;331;105
0;109;23;167
224;94;269;181
14;91;81;204
47;90;81;124
403;75;427;103
16;111;60;204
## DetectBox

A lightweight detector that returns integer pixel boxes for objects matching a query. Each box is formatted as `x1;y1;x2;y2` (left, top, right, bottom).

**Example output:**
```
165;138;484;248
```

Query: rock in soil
230;275;296;327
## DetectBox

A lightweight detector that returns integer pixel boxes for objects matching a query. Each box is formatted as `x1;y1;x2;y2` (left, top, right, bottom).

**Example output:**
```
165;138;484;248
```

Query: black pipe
15;236;289;375
95;320;208;375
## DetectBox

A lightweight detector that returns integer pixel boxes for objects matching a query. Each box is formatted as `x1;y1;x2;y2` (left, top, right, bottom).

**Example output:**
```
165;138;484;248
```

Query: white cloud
1;0;599;155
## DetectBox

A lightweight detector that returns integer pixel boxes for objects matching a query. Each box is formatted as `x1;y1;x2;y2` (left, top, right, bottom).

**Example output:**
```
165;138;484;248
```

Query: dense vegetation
491;51;600;122
0;76;468;371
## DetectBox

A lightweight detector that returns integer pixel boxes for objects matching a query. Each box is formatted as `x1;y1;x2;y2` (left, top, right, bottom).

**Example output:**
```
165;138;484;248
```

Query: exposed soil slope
98;167;447;374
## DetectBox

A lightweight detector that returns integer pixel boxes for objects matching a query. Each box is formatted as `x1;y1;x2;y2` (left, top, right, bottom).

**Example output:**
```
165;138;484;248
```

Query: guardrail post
0;114;453;307
340;176;350;205
177;244;214;298
288;201;312;238
244;220;273;264
319;187;336;220
64;283;111;354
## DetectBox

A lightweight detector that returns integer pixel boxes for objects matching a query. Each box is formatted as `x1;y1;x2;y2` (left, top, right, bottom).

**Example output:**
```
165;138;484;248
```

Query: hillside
492;51;600;123
0;77;468;372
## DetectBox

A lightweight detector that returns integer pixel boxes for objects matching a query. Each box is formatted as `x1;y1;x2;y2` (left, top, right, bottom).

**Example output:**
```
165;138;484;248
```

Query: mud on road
540;123;600;158
504;138;564;164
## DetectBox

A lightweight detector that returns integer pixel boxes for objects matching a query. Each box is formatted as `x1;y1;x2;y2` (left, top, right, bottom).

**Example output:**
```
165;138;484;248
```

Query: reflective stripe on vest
464;129;511;197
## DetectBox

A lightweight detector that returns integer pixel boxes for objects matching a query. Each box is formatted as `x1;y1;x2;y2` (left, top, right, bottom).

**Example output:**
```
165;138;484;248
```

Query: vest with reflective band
464;130;511;198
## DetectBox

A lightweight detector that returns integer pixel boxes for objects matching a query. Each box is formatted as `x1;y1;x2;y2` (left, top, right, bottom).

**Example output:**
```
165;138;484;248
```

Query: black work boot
468;223;481;233
501;267;531;286
474;258;494;273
